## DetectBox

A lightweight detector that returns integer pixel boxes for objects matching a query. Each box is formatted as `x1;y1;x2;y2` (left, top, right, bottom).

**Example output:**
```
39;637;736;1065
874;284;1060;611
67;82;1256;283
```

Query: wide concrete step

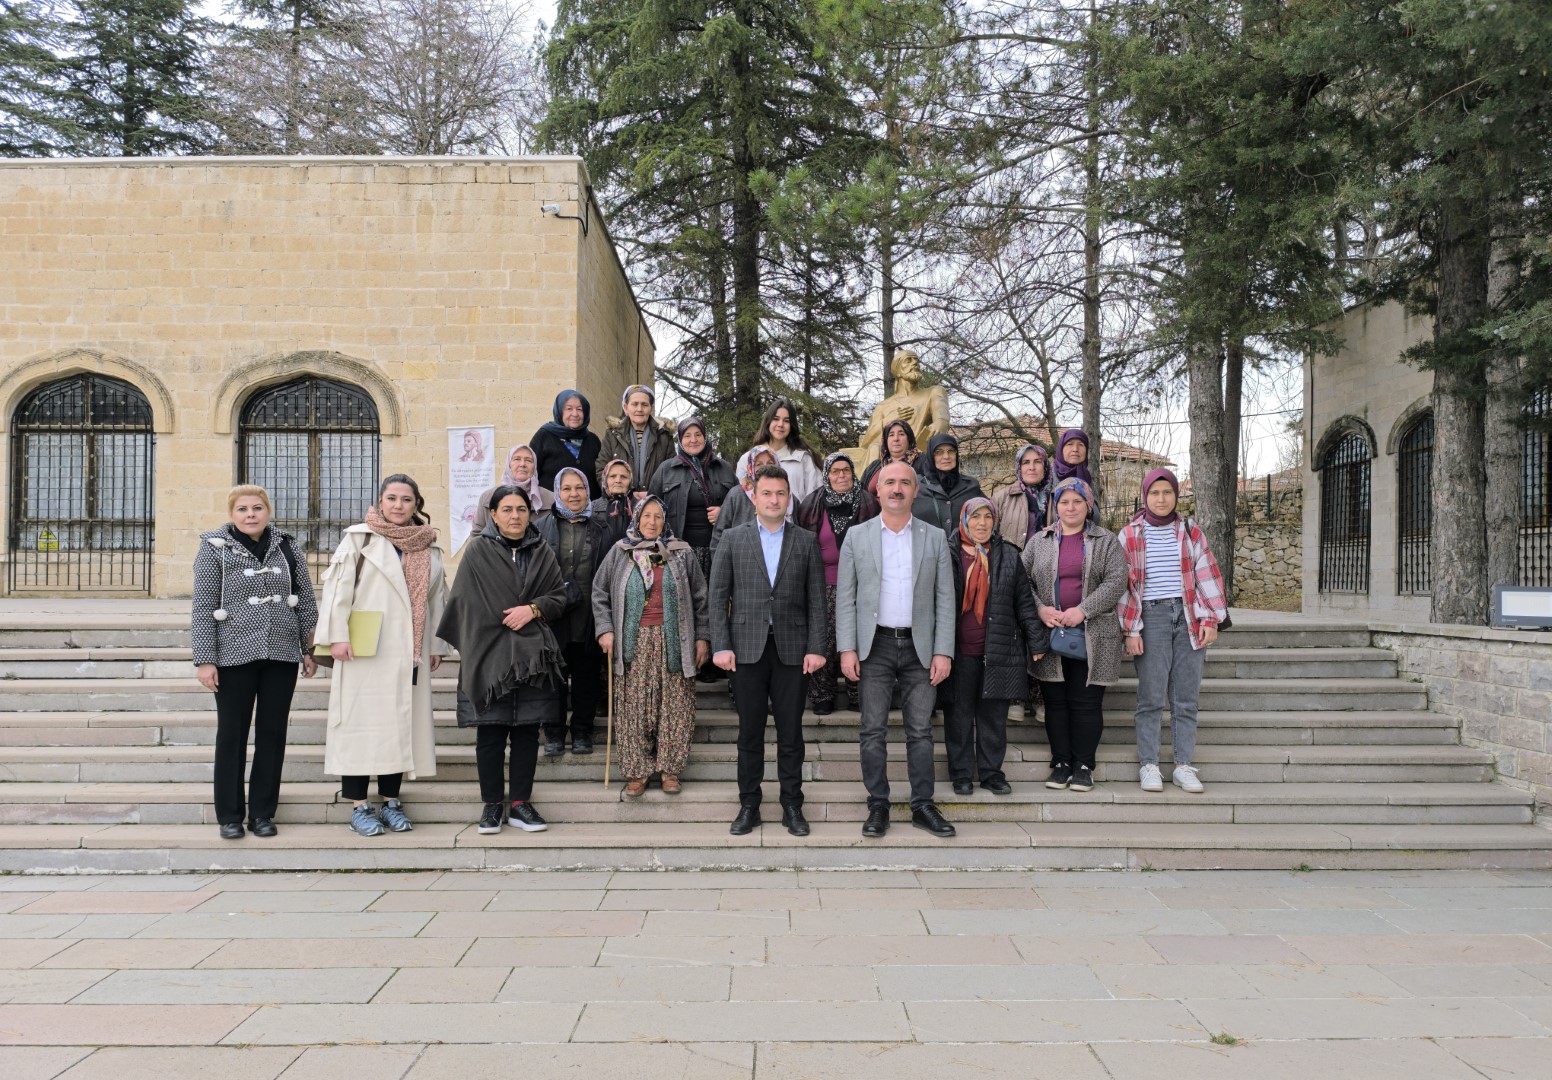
0;740;1497;786
3;819;1549;873
0;674;1431;714
0;707;1462;748
0;779;1533;828
0;644;1401;681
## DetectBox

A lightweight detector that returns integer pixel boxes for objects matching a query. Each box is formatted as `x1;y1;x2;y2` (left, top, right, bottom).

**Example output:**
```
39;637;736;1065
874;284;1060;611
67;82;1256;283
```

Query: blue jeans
1131;597;1206;766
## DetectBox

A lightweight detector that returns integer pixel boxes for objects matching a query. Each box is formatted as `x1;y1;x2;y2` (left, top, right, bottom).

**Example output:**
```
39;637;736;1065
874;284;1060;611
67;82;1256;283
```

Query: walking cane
604;652;614;789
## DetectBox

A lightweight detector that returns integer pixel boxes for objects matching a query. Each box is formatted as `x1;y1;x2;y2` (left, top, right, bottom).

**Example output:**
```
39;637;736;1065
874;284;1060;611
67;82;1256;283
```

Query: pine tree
55;0;210;155
0;0;61;155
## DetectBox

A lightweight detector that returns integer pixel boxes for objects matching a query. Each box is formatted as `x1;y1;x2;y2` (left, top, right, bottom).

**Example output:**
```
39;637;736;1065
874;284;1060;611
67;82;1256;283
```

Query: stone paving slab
0;868;1549;1073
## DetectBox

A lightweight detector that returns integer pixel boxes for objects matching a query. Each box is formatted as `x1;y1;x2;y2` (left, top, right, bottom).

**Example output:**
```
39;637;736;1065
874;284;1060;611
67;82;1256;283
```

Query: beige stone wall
0;157;653;596
1303;301;1433;618
1372;623;1552;810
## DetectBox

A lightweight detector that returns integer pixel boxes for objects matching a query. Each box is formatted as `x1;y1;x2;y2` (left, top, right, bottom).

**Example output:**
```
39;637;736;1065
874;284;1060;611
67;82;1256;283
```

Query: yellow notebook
315;611;383;658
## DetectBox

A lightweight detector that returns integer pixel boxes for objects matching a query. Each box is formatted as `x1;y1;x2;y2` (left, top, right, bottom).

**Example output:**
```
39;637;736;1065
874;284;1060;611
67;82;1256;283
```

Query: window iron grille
238;377;380;561
1524;387;1551;588
1397;414;1433;595
1318;431;1371;594
7;374;155;594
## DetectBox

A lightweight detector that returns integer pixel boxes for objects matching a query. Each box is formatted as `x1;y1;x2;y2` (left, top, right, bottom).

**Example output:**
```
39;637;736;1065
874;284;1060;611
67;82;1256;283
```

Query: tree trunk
1429;199;1491;624
1188;338;1233;602
285;2;304;154
1219;335;1244;602
1484;235;1523;592
728;13;763;448
1079;0;1102;456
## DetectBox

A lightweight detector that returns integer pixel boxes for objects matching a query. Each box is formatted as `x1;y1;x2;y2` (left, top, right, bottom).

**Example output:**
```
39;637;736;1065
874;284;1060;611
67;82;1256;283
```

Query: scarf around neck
1137;466;1181;528
501;444;543;507
675;418;715;498
1053;428;1096;488
540;390;591;448
958;496;994;622
364;505;436;664
819;450;863;546
623;494;674;591
1015;443;1052;510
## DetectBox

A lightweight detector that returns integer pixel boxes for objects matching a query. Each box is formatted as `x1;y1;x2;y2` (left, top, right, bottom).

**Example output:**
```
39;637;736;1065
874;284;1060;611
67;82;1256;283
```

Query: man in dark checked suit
709;464;827;837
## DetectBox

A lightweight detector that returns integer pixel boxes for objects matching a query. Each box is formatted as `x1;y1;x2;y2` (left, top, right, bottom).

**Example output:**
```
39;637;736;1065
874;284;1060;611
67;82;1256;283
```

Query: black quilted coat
948;536;1049;700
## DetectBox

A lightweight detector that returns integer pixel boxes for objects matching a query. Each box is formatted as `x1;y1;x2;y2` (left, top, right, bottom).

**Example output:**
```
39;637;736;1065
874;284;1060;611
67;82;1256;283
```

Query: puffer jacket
191;526;318;668
648;453;738;544
598;415;677;492
949;537;1049;700
1020;522;1128;686
912;470;986;538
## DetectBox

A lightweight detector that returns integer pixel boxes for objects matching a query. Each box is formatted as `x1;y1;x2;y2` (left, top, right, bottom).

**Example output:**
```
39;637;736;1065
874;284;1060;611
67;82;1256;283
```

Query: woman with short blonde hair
191;484;318;840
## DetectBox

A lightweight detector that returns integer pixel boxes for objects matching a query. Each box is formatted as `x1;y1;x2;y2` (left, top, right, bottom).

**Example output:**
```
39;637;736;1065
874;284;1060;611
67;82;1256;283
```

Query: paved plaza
0;868;1548;1077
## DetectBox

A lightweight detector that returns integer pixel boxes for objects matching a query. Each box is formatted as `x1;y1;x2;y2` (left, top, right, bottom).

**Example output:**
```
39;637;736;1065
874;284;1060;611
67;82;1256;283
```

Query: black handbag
1049;624;1088;660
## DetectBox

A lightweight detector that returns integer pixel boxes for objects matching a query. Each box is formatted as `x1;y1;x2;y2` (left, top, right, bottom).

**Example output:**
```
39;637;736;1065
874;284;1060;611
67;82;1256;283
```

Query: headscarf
552;467;595;521
500;444;542;506
925;432;962;491
622;494;673;592
621;385;655;485
1015;444;1052;513
364;505;437;664
958;496;995;623
1050;476;1097;520
819;451;863;547
1137;467;1180;528
675;417;715;499
878;418;919;466
1052;428;1096;488
540;390;592;460
740;445;777;500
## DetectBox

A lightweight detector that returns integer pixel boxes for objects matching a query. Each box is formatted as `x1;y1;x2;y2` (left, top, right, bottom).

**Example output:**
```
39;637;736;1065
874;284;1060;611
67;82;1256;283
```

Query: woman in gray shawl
437;485;567;836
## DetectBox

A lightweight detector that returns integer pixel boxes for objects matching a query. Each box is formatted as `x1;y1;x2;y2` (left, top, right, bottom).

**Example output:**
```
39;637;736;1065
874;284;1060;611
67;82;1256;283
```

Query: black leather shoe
951;780;974;796
781;806;810;836
570;735;594;755
811;700;835;716
911;803;956;838
247;817;278;838
980;778;1013;795
219;822;244;840
542;739;566;757
861;805;890;838
729;806;761;836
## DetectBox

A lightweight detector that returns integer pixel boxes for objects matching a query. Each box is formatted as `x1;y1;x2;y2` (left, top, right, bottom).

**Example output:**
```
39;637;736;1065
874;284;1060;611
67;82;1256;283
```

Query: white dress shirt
876;518;914;628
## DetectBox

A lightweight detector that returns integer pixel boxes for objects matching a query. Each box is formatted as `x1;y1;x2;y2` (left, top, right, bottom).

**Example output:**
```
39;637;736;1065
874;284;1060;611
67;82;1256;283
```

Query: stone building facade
0;157;653;598
1302;301;1435;619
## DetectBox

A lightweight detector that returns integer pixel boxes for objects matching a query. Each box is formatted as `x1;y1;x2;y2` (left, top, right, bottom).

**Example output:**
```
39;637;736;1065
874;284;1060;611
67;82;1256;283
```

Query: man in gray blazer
838;461;958;838
709;465;827;837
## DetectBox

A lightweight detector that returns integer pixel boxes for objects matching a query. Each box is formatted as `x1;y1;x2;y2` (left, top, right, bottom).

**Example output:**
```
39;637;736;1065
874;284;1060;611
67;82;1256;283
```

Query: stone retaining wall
1234;524;1302;609
1371;622;1552;808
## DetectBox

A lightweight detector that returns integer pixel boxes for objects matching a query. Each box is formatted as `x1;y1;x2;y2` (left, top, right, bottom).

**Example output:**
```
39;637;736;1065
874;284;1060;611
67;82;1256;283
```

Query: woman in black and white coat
191;485;319;840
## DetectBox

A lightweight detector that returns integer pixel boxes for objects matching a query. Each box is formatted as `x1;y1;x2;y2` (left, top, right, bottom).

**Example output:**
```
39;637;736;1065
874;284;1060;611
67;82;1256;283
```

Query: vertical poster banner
448;425;496;555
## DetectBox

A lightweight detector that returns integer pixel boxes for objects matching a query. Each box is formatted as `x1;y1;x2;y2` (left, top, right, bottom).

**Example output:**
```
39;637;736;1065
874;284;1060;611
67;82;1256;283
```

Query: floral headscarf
958;496;995;622
622;494;673;591
740;445;777;500
819;451;863;547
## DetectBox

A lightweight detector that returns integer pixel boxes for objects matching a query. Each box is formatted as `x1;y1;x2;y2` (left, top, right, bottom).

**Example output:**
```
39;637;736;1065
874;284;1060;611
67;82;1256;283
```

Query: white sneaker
1008;702;1026;723
1139;763;1163;792
1172;765;1204;793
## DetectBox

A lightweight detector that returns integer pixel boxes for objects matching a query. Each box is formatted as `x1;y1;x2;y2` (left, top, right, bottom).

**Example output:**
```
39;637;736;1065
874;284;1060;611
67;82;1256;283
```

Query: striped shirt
1142;523;1183;600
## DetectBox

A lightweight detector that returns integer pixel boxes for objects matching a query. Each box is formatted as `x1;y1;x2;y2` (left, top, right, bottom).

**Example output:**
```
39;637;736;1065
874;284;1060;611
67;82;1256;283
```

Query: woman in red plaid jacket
1117;468;1227;795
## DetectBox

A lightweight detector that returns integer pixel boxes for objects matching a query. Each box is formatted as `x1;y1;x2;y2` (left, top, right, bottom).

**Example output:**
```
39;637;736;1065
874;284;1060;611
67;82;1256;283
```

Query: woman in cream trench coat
317;477;450;819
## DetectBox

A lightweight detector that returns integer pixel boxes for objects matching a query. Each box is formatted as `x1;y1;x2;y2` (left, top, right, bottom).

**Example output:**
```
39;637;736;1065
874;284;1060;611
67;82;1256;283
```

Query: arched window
239;377;380;554
1524;388;1551;587
7;374;155;593
1318;430;1371;593
1396;413;1433;595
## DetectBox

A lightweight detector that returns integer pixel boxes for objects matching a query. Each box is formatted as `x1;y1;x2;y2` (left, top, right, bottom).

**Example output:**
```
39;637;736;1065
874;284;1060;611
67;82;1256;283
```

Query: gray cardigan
591;539;710;678
1020;521;1128;686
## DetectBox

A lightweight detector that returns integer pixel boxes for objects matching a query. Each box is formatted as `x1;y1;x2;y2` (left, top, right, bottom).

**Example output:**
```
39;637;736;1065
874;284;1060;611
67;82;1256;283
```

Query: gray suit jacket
835;515;955;670
707;521;826;665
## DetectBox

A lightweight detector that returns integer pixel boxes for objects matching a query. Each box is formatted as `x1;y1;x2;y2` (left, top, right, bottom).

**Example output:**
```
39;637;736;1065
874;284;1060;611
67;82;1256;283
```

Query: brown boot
660;774;682;794
622;779;647;799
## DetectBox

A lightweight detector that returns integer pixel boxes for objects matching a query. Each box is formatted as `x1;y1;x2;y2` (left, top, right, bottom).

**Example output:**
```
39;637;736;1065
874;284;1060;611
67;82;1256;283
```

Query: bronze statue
844;348;953;470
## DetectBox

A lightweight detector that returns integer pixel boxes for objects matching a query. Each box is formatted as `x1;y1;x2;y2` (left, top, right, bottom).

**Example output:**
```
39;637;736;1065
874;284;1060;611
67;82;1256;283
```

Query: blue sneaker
349;802;384;837
380;799;414;832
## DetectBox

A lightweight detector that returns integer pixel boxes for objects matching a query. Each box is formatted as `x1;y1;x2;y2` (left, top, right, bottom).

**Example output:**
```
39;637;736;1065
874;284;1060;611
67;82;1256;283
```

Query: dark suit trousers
733;634;807;809
212;659;298;825
944;655;1011;785
858;631;938;810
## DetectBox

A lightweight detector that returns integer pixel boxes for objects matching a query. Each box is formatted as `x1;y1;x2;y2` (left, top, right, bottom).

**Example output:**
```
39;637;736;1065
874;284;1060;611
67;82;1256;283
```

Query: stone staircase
0;604;1548;872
